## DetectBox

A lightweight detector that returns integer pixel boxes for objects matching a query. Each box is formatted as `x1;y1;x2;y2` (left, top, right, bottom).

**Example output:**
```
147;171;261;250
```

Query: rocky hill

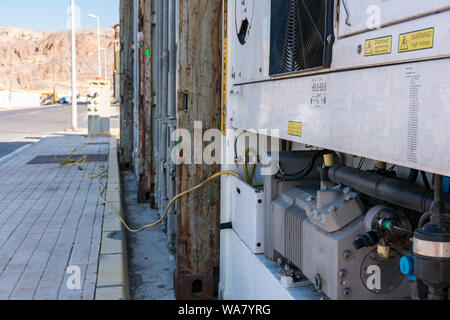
0;27;115;92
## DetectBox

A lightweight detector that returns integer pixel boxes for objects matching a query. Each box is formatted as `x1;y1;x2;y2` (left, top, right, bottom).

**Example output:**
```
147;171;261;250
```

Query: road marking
0;104;68;113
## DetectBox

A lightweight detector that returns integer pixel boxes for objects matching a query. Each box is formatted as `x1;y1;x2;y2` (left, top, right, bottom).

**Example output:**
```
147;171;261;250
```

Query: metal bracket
341;0;351;26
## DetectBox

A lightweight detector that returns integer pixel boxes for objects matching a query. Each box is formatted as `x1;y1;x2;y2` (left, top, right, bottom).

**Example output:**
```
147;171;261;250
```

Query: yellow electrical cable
56;132;92;169
286;140;291;152
57;154;87;169
56;122;108;169
88;168;108;179
60;124;258;233
243;148;263;188
94;170;245;233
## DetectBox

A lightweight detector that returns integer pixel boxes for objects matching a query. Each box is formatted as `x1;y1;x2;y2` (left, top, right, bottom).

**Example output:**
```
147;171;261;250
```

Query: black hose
276;150;329;181
418;213;450;228
418;213;432;228
407;169;419;184
421;171;431;190
435;175;442;203
327;165;450;213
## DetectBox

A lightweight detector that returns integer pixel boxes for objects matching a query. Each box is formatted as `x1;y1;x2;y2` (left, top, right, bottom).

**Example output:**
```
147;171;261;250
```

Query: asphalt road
0;104;88;159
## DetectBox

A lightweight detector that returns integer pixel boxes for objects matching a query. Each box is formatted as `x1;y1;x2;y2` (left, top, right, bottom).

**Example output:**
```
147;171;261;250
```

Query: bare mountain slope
0;27;115;92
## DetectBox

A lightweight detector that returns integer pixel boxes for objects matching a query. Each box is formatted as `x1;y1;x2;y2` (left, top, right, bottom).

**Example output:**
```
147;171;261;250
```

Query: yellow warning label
399;28;434;53
288;122;302;137
365;36;392;56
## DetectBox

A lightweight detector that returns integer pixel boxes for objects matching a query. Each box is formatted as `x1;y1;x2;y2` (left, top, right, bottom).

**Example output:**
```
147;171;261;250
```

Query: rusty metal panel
137;0;147;201
145;0;156;206
138;0;156;204
175;0;223;300
133;0;140;175
120;0;135;167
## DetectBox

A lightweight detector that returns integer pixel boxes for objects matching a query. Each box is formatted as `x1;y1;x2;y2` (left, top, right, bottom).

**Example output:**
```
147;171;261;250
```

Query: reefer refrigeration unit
220;0;450;300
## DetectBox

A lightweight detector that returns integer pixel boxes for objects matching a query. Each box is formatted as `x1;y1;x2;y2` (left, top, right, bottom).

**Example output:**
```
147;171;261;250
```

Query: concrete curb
95;135;130;300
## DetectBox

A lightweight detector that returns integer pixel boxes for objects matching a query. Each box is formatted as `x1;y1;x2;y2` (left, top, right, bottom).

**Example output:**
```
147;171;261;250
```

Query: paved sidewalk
0;133;109;300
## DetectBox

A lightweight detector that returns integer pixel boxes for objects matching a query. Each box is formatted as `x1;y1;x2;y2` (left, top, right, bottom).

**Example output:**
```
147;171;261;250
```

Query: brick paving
0;134;109;300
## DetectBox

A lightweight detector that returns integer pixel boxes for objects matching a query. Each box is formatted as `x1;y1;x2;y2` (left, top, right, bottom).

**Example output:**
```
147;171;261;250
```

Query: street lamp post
88;13;101;79
100;47;108;82
70;0;77;130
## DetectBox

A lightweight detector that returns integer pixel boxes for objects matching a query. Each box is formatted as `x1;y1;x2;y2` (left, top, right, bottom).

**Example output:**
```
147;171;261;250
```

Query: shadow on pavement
0;142;31;159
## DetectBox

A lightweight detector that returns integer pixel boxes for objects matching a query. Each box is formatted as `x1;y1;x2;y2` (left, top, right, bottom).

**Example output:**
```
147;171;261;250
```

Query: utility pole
71;0;78;130
88;14;102;79
101;47;107;81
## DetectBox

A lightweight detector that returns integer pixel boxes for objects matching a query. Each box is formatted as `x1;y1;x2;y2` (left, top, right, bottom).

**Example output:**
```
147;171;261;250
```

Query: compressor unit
220;0;450;300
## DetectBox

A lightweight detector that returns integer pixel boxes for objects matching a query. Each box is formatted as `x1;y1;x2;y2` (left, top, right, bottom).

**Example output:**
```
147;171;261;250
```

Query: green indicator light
138;43;141;48
145;49;150;55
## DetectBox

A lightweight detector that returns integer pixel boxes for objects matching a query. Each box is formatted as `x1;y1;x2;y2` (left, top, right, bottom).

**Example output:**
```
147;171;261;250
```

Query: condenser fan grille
270;0;333;76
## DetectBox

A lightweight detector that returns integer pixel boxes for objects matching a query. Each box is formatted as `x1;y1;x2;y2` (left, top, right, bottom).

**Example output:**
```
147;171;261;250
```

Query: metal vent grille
269;0;334;76
285;205;307;269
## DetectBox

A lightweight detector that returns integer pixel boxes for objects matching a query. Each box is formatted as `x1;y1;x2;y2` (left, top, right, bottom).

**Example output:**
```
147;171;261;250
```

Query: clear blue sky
0;0;120;31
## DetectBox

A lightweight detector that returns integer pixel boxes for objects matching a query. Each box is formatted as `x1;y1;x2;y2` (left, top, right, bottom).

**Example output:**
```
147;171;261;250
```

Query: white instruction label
311;78;327;108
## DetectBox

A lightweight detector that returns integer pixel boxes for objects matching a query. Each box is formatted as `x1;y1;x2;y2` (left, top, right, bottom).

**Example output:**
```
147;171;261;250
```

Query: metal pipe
70;0;77;130
134;0;140;174
151;0;159;207
100;47;107;81
430;174;446;225
159;0;169;219
168;0;177;119
167;0;177;199
162;0;169;118
97;18;101;78
327;165;450;213
155;0;164;209
166;0;178;247
435;175;442;204
88;14;101;78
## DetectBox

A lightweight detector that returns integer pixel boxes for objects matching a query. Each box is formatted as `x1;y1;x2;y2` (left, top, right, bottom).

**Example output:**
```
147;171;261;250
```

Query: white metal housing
221;0;450;300
228;0;450;176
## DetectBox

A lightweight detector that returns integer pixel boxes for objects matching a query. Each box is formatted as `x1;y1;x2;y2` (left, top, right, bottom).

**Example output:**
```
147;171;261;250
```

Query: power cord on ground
56;125;94;170
57;129;256;233
56;124;109;170
93;169;244;233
